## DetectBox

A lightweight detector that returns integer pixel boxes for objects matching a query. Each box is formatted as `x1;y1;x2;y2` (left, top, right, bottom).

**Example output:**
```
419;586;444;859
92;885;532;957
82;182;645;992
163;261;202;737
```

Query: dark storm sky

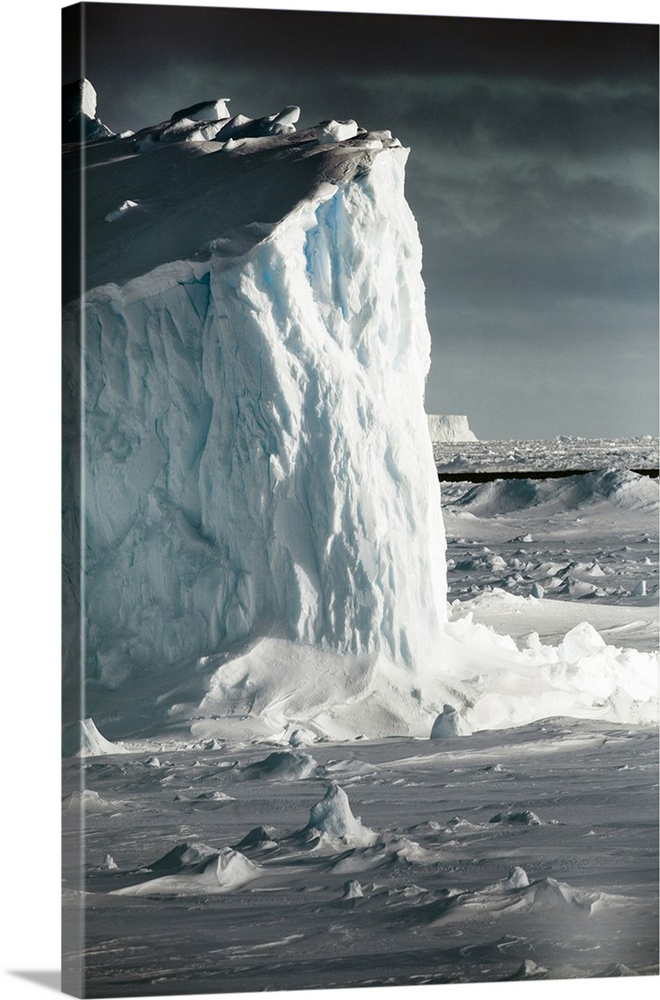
62;1;659;439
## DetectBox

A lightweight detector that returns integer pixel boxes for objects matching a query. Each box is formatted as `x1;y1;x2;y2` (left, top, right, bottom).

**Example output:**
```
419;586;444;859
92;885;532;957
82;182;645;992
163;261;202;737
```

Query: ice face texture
62;105;447;729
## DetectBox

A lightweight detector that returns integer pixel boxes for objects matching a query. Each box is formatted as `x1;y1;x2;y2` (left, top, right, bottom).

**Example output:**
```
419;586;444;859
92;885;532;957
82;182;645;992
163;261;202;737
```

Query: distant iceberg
427;414;478;442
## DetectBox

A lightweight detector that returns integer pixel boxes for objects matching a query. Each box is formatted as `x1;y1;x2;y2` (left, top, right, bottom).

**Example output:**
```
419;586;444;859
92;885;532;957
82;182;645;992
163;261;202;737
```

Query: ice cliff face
427;414;478;443
62;91;446;732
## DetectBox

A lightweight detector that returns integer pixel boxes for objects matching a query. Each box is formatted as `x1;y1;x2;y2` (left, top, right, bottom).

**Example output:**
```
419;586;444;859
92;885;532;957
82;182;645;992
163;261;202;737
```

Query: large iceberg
63;87;656;741
62;88;448;736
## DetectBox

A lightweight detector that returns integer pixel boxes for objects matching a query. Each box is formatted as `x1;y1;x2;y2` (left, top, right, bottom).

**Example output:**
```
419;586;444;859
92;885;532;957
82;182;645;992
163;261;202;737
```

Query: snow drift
114;846;260;896
452;468;658;517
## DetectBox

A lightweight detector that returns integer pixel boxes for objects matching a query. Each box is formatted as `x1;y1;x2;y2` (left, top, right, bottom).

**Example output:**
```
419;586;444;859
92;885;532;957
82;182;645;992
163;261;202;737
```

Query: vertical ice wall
66;142;446;706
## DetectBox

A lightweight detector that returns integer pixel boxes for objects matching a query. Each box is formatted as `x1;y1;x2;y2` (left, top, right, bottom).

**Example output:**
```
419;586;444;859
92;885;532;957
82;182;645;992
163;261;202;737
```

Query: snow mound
299;782;379;848
427;414;478;442
430;703;472;738
430;875;628;925
149;842;218;873
195;638;454;741
453;469;658;517
445;610;658;730
342;879;364;899
288;728;316;747
170;98;231;123
241;750;320;781
173;790;233;803
115;847;260;895
233;826;279;854
62;789;114;814
488;809;542;826
506;960;548;980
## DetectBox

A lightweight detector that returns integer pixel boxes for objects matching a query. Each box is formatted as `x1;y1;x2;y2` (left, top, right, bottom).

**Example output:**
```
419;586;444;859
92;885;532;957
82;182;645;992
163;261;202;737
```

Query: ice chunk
342;879;364;899
62;77;114;142
430;704;471;738
316;119;359;143
488;809;541;826
241;751;320;781
504;866;530;888
302;782;378;847
75;718;128;757
170;97;231;122
288;728;316;747
104;200;138;223
559;622;606;660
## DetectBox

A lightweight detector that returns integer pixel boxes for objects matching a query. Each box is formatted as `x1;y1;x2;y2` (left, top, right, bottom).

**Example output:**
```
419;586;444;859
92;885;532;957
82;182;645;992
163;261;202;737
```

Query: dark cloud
64;4;658;86
62;3;658;438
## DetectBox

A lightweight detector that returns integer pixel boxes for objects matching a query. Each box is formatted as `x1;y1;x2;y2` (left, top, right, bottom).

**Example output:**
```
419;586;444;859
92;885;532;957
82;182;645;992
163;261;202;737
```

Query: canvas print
61;2;659;996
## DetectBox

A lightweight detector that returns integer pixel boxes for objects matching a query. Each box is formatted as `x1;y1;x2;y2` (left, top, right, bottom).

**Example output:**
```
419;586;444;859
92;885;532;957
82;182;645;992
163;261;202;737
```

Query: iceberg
63;84;656;741
62;86;447;736
427;414;478;442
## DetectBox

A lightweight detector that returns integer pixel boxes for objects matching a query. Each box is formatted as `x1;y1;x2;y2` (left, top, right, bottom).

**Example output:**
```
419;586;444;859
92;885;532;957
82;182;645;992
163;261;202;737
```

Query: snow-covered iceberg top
62;83;402;302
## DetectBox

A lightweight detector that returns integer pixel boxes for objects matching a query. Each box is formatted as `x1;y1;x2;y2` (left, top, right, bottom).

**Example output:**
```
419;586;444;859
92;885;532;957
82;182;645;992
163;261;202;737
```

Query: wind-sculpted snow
66;720;659;991
113;846;261;896
63;94;446;733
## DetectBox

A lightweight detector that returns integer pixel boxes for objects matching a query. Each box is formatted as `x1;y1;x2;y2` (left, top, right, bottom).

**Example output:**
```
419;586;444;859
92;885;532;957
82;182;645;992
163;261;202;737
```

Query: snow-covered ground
63;460;658;994
63;723;658;993
443;467;658;611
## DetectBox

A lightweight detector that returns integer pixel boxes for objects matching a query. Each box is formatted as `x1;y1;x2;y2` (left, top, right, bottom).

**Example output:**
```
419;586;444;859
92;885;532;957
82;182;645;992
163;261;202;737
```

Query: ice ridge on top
62;87;447;736
61;82;402;301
